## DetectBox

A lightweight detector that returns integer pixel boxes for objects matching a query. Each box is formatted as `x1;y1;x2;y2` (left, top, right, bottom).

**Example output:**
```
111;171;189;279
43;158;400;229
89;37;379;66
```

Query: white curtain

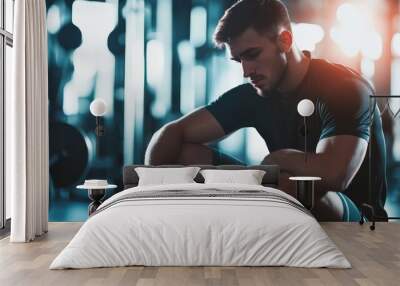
7;0;49;242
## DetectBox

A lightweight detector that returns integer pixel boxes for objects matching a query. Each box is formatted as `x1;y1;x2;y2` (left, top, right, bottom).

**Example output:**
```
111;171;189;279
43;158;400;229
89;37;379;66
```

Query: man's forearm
264;149;320;174
144;124;184;165
262;149;343;191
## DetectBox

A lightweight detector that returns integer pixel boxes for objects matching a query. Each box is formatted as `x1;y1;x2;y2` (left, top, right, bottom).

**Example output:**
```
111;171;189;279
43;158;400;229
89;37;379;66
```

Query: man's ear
277;30;293;53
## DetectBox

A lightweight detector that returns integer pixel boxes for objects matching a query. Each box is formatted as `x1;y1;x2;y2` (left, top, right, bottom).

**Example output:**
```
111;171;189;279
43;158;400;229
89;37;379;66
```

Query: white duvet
50;183;351;269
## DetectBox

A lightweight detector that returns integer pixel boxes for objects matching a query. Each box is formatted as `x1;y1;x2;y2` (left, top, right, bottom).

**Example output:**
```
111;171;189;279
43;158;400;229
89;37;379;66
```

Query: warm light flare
330;27;359;57
330;2;382;60
392;33;400;57
361;58;375;78
292;23;325;52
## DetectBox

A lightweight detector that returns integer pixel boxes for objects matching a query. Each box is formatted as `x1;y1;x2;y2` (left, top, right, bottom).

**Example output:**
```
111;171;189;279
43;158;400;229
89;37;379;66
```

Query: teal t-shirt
206;58;387;219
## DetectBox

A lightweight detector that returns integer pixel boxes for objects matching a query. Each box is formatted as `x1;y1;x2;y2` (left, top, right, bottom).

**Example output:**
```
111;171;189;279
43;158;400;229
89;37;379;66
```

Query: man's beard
259;56;289;97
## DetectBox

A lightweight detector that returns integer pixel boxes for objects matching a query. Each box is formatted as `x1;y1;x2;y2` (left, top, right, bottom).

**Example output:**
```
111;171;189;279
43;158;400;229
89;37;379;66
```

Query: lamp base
289;176;321;211
296;180;315;210
88;189;106;215
95;116;105;136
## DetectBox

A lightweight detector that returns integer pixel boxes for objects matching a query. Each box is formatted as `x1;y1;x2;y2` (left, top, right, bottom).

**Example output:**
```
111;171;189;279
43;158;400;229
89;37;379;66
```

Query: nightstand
289;176;321;210
77;180;117;216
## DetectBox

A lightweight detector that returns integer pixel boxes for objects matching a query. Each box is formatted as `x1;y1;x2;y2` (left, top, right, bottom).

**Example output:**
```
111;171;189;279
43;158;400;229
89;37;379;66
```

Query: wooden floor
0;222;399;286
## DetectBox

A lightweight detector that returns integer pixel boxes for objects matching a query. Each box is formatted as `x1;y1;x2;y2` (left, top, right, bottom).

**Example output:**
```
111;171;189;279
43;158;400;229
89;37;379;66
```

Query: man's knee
312;191;344;221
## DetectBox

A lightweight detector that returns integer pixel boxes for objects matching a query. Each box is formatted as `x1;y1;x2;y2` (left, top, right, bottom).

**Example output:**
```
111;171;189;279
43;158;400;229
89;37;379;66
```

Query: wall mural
47;0;400;222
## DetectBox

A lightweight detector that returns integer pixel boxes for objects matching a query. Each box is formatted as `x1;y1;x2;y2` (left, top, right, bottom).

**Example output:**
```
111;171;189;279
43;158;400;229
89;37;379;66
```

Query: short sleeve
205;84;258;134
318;78;371;142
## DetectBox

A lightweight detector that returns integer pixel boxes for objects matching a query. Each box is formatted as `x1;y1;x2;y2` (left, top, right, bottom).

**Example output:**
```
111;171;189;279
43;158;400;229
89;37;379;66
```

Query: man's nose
242;61;255;78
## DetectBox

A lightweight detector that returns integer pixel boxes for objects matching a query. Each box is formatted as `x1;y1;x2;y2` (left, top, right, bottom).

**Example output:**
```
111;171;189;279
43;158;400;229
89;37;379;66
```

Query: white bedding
50;183;351;269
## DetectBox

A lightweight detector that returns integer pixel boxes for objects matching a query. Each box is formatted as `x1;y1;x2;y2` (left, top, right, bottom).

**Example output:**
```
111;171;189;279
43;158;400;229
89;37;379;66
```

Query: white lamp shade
90;99;107;117
297;99;315;117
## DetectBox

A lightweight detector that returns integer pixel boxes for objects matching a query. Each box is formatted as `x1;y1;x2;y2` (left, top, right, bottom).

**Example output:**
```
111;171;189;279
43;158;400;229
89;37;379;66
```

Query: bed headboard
122;164;280;190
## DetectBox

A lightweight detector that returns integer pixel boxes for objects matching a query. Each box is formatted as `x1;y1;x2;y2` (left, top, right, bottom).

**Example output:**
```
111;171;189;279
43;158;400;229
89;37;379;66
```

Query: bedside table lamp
297;99;315;163
90;99;107;155
77;180;117;215
293;99;319;211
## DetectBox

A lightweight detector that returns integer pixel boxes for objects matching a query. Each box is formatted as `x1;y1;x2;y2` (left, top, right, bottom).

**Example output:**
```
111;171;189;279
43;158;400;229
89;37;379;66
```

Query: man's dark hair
213;0;291;48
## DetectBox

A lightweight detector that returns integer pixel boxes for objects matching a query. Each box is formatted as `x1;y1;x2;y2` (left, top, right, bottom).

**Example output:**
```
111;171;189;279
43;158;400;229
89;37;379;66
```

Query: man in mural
145;0;387;222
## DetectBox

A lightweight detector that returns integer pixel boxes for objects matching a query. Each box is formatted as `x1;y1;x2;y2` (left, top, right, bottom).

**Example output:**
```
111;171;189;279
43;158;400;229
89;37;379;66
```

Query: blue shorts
337;192;361;222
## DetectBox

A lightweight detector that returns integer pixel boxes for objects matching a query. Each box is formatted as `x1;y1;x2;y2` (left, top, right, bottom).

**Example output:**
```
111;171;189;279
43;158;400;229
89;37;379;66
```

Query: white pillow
200;169;266;185
135;167;201;186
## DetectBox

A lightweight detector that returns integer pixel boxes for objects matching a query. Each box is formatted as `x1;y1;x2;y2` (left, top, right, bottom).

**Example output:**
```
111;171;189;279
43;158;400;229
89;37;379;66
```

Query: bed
50;164;351;269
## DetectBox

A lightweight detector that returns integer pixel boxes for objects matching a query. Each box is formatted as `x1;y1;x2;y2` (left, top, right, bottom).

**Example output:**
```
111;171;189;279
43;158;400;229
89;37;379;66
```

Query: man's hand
145;107;226;165
261;149;303;165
